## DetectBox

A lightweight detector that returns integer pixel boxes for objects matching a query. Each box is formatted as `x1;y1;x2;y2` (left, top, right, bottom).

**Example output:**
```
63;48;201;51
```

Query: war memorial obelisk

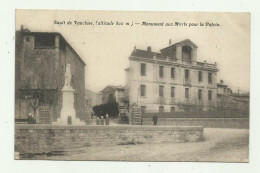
54;64;84;125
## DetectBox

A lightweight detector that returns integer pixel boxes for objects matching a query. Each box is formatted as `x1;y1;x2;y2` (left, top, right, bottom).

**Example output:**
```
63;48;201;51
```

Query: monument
54;64;85;125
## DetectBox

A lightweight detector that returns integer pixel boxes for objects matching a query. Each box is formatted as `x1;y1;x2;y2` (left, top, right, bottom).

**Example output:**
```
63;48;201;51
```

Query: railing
142;110;249;119
197;62;217;69
182;59;192;65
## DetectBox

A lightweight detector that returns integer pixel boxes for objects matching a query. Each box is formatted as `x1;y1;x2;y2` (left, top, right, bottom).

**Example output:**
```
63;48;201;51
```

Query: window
141;63;146;76
140;85;146;96
34;33;56;48
198;89;202;100
26;37;30;42
171;67;175;78
208;72;212;84
185;69;190;80
198;71;203;82
182;46;192;61
171;107;175;113
208;90;212;100
109;93;113;101
159;106;164;113
171;86;175;98
159;85;164;97
141;106;146;115
159;66;164;78
185;88;189;98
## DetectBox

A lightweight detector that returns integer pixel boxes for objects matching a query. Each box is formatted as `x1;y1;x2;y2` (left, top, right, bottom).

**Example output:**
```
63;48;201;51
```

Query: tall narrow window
208;72;212;84
185;88;189;98
198;71;203;82
141;63;146;76
171;86;175;98
185;69;190;80
171;67;175;78
140;85;146;96
159;85;164;97
198;89;202;100
208;90;212;100
159;66;164;78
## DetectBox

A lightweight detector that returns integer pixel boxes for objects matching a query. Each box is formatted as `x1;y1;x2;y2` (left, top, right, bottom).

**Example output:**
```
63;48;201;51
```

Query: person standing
153;114;158;126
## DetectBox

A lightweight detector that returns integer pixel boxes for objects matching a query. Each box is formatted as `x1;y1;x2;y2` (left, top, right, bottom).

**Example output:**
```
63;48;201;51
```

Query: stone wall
15;125;203;154
142;118;249;129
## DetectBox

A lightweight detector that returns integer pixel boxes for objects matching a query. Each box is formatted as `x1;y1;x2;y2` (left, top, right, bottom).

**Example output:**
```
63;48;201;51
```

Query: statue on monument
64;64;72;87
54;63;84;125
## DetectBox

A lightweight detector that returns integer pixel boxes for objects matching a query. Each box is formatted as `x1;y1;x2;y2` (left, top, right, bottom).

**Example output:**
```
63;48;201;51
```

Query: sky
16;10;250;93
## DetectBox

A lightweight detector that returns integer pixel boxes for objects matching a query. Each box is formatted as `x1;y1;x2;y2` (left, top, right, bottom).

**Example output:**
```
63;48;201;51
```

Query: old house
94;85;128;116
15;26;86;123
85;89;102;117
217;81;249;113
125;39;219;114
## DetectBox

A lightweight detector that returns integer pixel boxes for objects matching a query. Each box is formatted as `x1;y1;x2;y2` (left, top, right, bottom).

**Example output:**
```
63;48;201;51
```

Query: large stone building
15;26;86;122
125;39;219;114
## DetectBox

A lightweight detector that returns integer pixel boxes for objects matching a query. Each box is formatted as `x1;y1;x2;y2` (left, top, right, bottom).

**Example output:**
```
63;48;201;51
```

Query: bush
93;102;119;118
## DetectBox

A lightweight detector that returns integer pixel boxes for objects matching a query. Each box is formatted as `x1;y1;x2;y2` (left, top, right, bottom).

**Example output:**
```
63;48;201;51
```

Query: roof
18;29;86;66
101;85;125;92
217;83;228;87
161;39;198;51
131;49;157;59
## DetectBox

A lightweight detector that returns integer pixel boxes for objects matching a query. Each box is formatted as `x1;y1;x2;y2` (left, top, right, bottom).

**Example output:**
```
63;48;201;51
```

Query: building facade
217;81;249;112
125;39;219;113
85;89;102;117
98;85;128;115
15;26;86;122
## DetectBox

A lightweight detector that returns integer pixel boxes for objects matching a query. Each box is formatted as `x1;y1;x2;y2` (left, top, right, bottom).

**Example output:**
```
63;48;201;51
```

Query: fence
143;109;249;119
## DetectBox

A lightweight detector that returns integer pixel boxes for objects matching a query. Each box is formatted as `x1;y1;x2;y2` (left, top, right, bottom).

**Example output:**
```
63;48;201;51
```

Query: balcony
197;62;217;69
182;59;192;65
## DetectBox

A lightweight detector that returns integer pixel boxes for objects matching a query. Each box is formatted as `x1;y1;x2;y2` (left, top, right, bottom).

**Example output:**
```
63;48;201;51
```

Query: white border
1;0;259;173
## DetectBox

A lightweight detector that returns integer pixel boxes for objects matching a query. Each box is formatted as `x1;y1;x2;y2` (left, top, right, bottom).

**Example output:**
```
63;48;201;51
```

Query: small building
125;39;219;114
15;26;86;123
97;85;128;116
100;85;126;105
85;89;102;118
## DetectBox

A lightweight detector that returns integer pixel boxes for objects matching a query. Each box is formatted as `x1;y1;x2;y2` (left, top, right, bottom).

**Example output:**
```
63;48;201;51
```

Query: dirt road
21;128;249;162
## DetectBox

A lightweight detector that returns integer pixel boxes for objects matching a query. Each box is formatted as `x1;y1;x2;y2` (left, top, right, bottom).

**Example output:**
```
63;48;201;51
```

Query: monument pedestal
53;86;85;125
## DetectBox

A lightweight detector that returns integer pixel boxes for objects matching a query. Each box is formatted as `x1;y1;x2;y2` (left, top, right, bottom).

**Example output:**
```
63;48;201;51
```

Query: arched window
159;106;164;113
182;46;192;61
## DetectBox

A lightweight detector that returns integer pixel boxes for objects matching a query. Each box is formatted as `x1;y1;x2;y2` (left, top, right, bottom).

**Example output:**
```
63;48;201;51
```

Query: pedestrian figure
101;116;104;125
28;113;32;124
105;114;109;125
153;114;158;126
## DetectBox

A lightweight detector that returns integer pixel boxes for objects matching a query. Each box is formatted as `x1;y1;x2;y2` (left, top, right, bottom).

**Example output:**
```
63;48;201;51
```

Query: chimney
147;46;151;52
21;25;24;30
169;39;172;45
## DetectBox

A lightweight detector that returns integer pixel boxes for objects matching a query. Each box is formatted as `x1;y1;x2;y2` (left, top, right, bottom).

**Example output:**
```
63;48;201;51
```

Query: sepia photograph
14;10;250;162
